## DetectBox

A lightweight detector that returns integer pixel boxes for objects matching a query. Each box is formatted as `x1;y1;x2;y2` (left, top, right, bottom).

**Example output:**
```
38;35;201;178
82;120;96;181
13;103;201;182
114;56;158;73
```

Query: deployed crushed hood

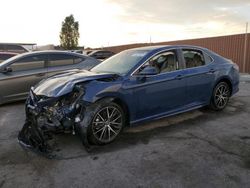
33;70;116;97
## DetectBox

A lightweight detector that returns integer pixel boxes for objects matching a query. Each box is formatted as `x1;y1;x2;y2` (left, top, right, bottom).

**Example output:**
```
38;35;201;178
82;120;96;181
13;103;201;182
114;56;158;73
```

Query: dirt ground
0;81;250;188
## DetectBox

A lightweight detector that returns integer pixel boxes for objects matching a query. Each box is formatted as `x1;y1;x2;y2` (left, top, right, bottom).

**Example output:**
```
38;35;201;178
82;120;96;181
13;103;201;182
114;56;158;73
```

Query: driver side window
137;51;179;75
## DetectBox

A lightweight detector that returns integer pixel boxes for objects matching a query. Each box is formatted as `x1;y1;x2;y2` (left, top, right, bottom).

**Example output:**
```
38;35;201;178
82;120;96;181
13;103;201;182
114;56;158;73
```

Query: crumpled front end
18;84;89;156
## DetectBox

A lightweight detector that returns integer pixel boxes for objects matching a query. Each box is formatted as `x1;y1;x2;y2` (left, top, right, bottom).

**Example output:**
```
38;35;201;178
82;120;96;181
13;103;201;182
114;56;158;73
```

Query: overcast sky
0;0;249;48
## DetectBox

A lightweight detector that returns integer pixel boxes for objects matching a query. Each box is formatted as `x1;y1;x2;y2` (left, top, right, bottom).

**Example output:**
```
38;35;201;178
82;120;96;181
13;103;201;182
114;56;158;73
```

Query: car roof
129;45;210;52
19;50;85;56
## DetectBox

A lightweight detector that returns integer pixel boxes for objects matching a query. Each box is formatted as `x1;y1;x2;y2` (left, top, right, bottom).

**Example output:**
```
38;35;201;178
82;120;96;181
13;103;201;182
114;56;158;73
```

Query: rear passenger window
10;55;46;72
49;54;74;67
183;50;205;68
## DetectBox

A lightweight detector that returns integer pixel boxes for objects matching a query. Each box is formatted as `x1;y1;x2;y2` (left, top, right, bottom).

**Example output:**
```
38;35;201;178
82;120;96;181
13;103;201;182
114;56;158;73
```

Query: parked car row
16;45;239;155
0;51;100;104
88;50;115;60
0;43;29;54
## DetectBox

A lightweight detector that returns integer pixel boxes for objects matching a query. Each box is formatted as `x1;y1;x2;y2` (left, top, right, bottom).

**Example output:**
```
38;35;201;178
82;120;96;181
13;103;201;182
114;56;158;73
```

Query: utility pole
243;22;248;73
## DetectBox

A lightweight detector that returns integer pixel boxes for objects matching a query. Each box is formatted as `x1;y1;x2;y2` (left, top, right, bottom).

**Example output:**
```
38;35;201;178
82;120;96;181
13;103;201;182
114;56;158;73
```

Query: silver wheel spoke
216;99;221;106
93;121;105;124
108;127;111;141
111;124;121;129
219;99;223;106
106;107;110;119
221;86;225;94
109;126;118;135
111;115;121;122
223;90;229;96
110;108;117;119
94;126;105;134
99;127;107;140
97;113;105;121
110;122;122;129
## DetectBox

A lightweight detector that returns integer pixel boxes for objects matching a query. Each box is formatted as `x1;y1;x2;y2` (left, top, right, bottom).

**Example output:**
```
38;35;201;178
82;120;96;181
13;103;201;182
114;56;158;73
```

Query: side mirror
138;66;158;76
2;66;13;73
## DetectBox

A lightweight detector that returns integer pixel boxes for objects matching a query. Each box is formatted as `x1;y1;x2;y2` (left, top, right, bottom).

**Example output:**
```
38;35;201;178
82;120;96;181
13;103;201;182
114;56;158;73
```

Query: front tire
87;101;125;145
209;81;231;111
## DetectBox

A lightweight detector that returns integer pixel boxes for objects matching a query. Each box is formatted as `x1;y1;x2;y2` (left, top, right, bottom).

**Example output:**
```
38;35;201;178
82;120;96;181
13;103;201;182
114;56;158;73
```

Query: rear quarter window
74;56;85;64
49;54;74;67
204;53;213;64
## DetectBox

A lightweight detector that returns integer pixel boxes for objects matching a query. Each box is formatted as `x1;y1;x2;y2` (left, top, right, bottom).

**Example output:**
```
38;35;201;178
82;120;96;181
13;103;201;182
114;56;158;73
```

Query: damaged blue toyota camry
18;45;239;154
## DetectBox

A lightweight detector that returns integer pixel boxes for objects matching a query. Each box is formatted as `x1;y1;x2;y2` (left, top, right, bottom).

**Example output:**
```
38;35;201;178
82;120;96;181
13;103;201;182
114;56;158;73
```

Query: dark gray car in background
0;51;100;104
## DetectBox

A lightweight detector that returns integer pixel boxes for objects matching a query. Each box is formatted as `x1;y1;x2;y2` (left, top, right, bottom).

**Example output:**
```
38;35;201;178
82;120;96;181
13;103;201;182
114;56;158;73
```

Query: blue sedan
18;45;239;152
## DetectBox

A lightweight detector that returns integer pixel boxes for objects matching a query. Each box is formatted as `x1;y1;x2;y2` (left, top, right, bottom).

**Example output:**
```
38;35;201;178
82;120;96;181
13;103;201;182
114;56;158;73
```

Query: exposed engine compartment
37;86;84;133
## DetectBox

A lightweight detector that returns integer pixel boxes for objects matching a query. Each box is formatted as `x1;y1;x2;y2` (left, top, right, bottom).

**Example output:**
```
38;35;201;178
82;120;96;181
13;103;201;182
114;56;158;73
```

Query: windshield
91;49;149;75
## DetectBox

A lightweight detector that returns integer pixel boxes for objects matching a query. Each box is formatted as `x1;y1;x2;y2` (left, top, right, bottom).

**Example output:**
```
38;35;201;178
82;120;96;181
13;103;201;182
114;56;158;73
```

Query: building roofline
0;43;37;46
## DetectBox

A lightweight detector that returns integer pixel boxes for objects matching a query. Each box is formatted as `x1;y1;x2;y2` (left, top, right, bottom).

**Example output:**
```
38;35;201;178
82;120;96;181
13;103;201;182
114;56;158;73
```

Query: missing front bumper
18;117;92;158
18;118;53;155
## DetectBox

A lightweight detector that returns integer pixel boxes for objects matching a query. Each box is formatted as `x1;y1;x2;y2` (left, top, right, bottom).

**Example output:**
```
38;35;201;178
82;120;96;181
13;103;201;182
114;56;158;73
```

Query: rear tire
209;82;230;111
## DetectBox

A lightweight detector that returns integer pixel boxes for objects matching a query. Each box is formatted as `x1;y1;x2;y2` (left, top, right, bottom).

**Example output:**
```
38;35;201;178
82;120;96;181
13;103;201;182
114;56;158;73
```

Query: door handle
175;75;183;80
36;73;45;77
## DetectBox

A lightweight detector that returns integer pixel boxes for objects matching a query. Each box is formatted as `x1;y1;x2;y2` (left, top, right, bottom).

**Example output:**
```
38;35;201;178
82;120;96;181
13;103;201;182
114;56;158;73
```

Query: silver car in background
0;51;100;104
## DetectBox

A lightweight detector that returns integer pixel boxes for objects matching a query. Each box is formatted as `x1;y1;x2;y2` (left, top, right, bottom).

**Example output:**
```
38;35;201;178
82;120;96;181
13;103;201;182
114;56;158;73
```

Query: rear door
0;54;47;102
181;48;215;105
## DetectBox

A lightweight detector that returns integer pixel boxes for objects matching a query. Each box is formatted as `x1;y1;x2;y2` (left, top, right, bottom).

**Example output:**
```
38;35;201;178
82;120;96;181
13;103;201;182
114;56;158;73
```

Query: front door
0;54;47;103
125;50;187;122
